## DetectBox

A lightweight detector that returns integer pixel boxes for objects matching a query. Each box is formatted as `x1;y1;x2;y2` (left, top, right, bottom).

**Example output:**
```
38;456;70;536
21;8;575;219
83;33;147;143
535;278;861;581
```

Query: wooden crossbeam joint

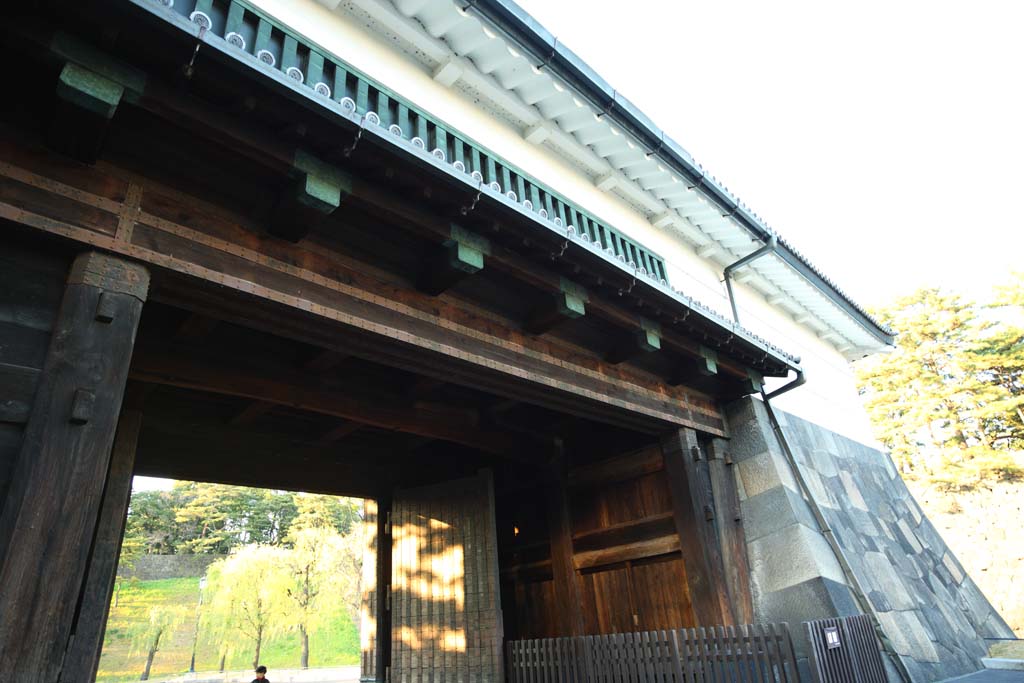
417;223;489;295
268;150;351;242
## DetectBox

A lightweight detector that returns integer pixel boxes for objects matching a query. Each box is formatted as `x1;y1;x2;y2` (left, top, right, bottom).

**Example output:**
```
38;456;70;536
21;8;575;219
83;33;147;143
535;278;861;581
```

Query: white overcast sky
515;0;1024;308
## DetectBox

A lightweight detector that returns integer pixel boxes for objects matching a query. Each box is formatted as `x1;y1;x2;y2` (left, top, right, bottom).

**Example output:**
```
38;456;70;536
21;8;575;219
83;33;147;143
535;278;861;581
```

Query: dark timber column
705;437;754;625
0;252;149;680
544;444;585;636
60;397;144;682
375;495;392;683
661;428;733;626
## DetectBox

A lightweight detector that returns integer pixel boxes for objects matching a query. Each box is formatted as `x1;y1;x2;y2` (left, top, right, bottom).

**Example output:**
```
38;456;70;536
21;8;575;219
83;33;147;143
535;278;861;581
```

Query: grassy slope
97;577;359;682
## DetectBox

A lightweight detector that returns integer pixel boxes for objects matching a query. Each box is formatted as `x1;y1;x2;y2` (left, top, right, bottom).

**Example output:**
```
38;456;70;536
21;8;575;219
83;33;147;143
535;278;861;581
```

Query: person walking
252;664;269;682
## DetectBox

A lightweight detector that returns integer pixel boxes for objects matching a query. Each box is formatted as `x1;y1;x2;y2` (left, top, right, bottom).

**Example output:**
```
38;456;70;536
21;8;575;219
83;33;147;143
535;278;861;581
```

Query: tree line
118;484;365;679
855;273;1024;488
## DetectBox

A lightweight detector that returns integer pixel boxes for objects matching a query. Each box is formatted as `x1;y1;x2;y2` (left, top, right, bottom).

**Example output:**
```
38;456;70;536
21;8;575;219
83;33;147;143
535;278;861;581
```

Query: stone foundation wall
124;553;225;581
725;397;1014;682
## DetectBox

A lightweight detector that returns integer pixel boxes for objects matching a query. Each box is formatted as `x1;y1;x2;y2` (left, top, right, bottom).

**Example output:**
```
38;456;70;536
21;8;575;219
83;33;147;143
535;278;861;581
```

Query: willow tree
276;494;360;668
131;605;188;681
204;546;287;669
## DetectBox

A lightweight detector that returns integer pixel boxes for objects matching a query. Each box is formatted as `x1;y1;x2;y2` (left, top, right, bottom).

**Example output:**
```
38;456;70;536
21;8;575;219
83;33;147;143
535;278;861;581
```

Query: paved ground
942;671;1024;682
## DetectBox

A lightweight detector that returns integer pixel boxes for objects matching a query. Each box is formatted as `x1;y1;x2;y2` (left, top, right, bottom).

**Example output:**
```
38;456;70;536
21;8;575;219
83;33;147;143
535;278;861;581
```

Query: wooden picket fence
506;624;800;683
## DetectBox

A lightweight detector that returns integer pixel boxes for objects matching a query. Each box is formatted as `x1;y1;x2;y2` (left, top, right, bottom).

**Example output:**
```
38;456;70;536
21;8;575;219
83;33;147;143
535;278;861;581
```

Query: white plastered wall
248;0;879;446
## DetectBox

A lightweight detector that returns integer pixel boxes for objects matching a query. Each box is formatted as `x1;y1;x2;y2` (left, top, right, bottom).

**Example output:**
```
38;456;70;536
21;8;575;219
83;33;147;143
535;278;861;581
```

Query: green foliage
96;577;360;682
127;483;300;555
856;277;1024;488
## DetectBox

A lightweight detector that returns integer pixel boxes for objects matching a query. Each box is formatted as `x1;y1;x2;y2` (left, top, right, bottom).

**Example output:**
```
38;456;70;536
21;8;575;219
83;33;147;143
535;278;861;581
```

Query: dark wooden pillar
0;252;148;680
544;446;585;637
661;428;734;626
59;397;144;682
375;494;392;683
706;437;754;624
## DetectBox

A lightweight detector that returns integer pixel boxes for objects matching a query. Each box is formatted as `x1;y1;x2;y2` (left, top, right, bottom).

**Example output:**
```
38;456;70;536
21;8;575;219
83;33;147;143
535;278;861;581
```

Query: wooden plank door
391;470;503;683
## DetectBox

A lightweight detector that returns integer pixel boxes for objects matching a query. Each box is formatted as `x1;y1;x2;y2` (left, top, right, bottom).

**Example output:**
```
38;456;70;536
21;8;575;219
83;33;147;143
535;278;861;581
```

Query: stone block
876;611;913;656
863;551;916;610
809;447;840;478
839;470;869;511
801;467;838;510
868;589;892;612
748;523;847;595
895;518;924;554
755;576;858;658
741;485;817;542
723;399;777;463
894;610;940;663
737;450;799;499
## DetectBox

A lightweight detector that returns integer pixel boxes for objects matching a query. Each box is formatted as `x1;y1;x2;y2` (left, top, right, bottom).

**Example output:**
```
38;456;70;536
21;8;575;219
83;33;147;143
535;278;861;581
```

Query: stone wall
124;553;225;581
909;480;1024;638
726;397;1015;682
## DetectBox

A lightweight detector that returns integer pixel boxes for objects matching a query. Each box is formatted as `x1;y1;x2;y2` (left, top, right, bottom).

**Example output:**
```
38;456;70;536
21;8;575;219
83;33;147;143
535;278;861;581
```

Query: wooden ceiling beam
173;313;220;341
303;349;349;372
129;346;535;459
316;420;363;445
228;399;276;426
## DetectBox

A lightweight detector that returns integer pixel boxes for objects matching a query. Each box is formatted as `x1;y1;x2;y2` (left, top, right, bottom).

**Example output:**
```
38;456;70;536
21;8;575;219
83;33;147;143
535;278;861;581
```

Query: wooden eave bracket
268;150;352;242
667;345;720;387
417;223;490;295
46;33;147;164
524;277;588;335
606;317;662;364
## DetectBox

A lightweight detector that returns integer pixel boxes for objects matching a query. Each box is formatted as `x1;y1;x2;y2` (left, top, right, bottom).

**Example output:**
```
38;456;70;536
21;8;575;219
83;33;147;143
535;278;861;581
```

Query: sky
514;0;1024;308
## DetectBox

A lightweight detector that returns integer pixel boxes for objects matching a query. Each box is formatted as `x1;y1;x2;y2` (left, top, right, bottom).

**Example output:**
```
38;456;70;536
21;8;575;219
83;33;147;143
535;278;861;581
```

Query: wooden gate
506;624;800;682
805;614;887;683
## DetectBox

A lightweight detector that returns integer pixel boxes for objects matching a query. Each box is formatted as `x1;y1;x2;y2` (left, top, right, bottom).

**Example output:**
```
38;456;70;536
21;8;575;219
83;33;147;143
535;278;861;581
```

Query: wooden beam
572;534;680;570
417;224;488;295
303;349;349;372
0;252;149;679
0;132;725;435
229;400;276;426
405;376;446;399
128;346;533;458
660;428;732;626
524;278;587;335
60;400;143;682
133;421;383;498
173;313;220;341
568;445;663;489
316;420;363;445
544;447;585;637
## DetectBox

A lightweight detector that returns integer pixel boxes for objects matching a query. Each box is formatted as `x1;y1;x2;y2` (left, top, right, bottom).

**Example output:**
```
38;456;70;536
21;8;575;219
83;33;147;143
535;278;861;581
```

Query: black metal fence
506;623;800;682
804;614;887;683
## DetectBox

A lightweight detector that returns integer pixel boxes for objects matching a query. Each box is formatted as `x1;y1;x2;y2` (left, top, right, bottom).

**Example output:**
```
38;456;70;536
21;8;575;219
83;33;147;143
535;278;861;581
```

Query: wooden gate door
390;471;503;683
